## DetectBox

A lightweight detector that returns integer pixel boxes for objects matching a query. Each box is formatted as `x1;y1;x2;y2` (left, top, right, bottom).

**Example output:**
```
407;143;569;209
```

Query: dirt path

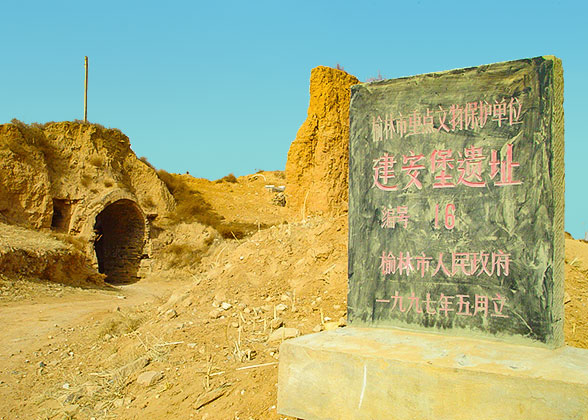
0;276;186;363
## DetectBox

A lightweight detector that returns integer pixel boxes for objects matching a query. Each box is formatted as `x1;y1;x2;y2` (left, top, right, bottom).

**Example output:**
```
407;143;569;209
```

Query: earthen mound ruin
285;66;359;217
0;121;175;283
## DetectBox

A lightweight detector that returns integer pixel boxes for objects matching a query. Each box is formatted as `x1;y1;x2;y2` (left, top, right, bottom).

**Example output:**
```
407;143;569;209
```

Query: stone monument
278;57;588;419
347;56;564;347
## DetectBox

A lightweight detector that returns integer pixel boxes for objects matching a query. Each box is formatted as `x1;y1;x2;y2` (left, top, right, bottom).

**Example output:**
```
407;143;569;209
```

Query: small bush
162;243;202;268
72;119;108;131
215;173;238;183
139;156;155;169
98;311;145;339
103;178;114;188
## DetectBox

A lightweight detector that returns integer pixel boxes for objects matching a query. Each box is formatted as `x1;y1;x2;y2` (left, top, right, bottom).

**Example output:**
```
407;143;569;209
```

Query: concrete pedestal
277;328;588;420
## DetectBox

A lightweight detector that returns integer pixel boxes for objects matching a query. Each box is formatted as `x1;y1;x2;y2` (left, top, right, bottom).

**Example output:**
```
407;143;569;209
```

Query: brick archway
94;199;145;283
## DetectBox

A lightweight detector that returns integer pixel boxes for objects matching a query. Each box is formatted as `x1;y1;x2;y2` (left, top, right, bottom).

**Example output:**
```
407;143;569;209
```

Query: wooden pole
84;56;88;123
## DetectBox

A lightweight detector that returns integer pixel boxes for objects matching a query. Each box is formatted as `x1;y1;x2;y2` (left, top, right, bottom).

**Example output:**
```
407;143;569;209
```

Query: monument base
277;327;588;420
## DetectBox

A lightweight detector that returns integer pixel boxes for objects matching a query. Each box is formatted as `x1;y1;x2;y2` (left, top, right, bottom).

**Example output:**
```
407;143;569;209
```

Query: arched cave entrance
94;199;145;284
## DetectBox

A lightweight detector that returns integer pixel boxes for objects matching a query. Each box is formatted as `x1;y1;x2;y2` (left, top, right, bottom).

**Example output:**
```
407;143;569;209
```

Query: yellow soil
0;171;586;420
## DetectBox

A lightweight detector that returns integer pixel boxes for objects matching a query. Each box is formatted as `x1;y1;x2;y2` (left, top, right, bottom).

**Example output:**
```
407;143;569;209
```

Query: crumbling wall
0;125;52;228
285;66;359;217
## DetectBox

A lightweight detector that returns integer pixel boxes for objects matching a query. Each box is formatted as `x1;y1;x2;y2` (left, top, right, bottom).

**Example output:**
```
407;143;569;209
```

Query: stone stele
347;56;564;348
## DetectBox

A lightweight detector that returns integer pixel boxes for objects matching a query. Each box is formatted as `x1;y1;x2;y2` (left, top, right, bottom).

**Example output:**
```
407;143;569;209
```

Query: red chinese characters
376;292;509;318
371;95;524;140
372;144;522;191
381;206;410;229
380;250;511;278
373;153;398;191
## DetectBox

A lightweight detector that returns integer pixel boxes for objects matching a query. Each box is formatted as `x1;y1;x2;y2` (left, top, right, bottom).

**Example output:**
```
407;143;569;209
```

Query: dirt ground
0;171;587;420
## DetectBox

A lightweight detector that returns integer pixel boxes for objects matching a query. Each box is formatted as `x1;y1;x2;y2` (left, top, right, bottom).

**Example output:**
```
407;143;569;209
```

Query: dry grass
98;311;145;340
7;119;54;159
139;156;155;169
161;243;203;268
215;173;238;183
157;170;265;239
52;233;87;252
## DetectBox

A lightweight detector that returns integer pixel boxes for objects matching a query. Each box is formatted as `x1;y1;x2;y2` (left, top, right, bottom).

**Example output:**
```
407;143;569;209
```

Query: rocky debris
285;66;359;217
117;356;150;378
272;192;286;207
268;327;300;343
209;308;223;319
312;324;323;332
323;321;340;331
275;303;287;312
164;309;178;320
270;318;284;329
137;370;164;386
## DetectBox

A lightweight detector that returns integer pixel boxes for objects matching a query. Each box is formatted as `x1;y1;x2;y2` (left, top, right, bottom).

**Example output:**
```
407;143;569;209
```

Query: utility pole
84;56;88;123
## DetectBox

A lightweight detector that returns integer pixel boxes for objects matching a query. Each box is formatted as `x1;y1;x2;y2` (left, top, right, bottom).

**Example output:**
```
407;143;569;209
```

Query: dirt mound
0;215;346;420
0;223;104;287
0;121;174;233
564;235;588;348
285;66;359;217
0;120;177;283
0;120;175;235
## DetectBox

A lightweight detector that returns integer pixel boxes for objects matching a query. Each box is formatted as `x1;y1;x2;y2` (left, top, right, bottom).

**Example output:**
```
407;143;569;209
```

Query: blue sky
1;0;587;238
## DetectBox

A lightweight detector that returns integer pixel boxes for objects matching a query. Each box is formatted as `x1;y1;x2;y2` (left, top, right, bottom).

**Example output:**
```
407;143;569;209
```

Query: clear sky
1;0;587;238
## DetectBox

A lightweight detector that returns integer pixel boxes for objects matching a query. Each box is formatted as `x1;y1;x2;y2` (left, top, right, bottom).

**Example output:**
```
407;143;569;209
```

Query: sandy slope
0;171;586;420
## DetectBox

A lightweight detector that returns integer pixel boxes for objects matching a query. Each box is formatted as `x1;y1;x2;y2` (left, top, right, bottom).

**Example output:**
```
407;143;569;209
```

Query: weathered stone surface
348;57;564;347
136;370;163;386
268;327;300;342
278;328;588;420
285;66;359;217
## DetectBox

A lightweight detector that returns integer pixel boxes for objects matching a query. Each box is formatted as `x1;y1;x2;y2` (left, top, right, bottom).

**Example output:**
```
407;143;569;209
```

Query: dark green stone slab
348;57;564;347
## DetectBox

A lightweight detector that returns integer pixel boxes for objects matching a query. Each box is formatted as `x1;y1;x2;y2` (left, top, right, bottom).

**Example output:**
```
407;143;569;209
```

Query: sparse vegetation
161;243;203;268
157;169;264;239
139;156;155;169
215;173;238;183
103;178;114;188
97;310;145;339
7;119;53;158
